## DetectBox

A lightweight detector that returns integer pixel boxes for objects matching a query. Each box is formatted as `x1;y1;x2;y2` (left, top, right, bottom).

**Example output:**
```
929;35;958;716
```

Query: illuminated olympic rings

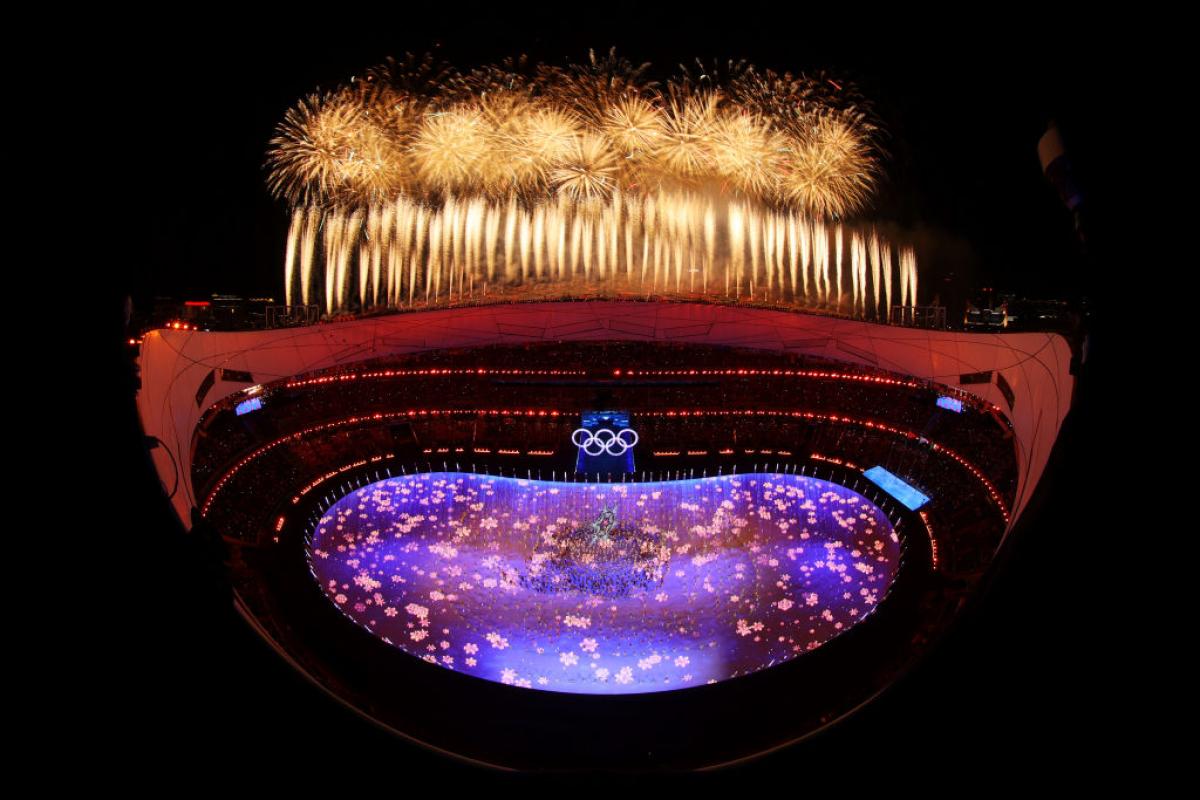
571;428;639;456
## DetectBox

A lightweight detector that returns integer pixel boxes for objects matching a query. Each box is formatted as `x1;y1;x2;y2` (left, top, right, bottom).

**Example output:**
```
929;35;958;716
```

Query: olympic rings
571;427;639;456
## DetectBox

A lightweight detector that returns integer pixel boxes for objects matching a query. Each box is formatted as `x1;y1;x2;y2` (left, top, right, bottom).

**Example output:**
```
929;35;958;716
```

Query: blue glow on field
863;466;931;510
936;396;964;413
235;397;263;416
308;472;901;695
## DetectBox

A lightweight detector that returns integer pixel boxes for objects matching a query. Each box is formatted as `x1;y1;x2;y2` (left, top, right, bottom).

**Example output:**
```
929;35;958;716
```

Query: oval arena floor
177;336;1026;767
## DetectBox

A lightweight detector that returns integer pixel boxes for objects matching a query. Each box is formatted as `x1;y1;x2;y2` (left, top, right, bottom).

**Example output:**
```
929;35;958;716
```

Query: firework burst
269;52;881;214
266;52;914;318
550;134;621;201
410;106;490;196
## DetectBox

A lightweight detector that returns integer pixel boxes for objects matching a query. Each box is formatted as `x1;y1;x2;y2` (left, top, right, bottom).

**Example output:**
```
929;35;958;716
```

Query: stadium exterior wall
135;301;1074;539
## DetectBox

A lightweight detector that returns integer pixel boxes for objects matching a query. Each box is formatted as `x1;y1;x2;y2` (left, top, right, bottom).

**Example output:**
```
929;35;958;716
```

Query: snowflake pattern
309;472;900;695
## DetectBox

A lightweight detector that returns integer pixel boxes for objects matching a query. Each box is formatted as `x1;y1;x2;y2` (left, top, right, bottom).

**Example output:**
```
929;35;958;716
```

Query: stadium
128;48;1082;771
135;303;1072;767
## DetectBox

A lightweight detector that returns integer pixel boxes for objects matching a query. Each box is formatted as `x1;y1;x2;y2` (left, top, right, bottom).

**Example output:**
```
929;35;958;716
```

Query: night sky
120;14;1103;311
102;12;1117;784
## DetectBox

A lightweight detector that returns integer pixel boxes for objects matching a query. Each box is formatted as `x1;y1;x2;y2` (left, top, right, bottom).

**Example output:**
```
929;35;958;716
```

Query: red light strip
290;454;393;501
919;510;939;570
642;409;1009;522
207;364;1004;421
201;406;1009;522
616;368;1001;415
285;367;588;390
811;453;859;470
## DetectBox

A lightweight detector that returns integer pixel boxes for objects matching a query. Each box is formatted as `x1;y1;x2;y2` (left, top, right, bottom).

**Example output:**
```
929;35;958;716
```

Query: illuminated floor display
308;472;901;695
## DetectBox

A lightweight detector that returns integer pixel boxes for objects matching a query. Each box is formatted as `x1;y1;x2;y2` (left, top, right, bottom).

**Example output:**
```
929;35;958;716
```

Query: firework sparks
267;52;918;319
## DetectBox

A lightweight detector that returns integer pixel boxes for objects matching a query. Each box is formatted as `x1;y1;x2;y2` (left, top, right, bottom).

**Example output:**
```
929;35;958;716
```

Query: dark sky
117;12;1105;310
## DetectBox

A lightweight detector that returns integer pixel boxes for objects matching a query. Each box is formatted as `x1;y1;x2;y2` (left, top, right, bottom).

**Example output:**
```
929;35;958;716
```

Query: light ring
572;427;639;456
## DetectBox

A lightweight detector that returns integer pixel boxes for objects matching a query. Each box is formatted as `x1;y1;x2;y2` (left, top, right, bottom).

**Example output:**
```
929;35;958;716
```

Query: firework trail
268;50;919;320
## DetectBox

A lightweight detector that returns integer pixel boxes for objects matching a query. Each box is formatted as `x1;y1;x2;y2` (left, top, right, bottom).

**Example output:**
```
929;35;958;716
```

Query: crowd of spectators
198;340;1015;580
194;342;1009;488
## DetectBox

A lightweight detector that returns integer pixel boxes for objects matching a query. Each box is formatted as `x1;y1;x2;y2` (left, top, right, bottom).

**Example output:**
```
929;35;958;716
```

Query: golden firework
410;106;490;196
550;134;620;201
267;52;914;319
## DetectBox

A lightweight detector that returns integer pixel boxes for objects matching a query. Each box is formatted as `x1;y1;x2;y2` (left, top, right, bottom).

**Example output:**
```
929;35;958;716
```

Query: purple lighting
936;395;964;413
308;472;902;694
235;396;262;416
